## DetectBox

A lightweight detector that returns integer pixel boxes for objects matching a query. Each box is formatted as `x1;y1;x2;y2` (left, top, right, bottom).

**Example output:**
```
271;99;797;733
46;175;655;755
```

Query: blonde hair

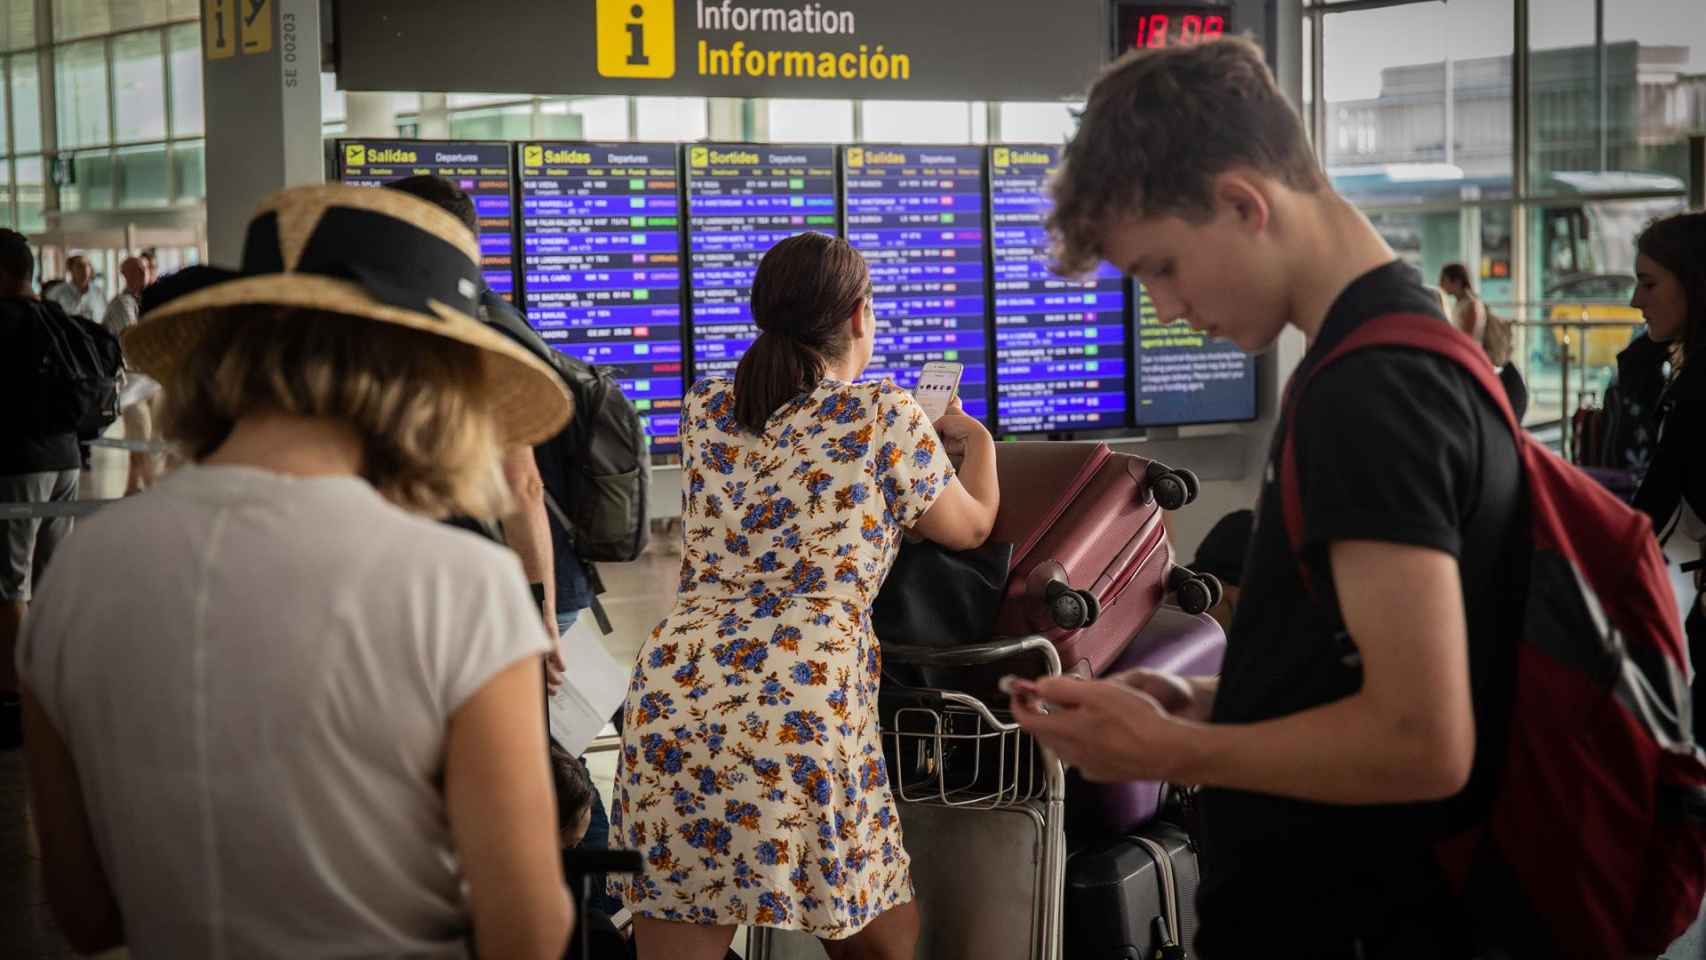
161;307;510;520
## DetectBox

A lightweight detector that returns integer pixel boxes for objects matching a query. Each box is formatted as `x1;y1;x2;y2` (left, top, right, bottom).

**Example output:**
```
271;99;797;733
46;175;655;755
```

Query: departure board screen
989;145;1128;434
685;144;840;382
517;142;685;452
844;145;990;420
1133;288;1258;425
336;139;516;299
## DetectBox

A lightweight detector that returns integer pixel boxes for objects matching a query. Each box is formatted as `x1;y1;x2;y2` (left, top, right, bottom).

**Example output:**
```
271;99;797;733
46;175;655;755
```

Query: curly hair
1047;36;1325;277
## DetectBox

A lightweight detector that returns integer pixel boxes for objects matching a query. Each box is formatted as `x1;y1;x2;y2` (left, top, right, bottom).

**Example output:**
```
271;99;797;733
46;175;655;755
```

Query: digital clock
1114;3;1231;53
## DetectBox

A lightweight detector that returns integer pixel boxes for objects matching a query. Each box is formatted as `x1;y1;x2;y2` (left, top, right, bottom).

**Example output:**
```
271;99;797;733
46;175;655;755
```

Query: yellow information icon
689;146;709;167
846;148;864;168
205;0;237;59
596;0;675;79
344;144;366;167
523;145;544;168
993;148;1010;168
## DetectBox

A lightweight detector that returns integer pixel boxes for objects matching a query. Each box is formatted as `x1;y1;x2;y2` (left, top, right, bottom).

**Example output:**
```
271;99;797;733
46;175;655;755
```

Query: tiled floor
0;443;683;956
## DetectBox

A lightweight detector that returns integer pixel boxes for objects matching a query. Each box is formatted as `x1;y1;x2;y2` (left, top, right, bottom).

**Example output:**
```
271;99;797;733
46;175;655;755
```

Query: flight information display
517;142;685;452
336;139;516;299
989;145;1129;434
844;145;990;420
685;144;840;381
1133;288;1258;425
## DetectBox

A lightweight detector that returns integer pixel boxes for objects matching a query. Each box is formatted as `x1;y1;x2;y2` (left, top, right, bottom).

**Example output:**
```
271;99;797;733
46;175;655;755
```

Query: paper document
548;615;632;756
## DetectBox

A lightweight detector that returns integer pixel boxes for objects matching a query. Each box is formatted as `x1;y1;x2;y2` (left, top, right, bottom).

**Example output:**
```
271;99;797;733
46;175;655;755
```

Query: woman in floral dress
612;233;1001;959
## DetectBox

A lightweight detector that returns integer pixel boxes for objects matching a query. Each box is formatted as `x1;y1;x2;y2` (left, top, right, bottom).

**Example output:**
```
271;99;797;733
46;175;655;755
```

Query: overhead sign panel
989;144;1129;435
685;143;839;383
335;139;518;300
517;142;687;453
338;0;1103;101
844;144;990;420
1132;287;1257;427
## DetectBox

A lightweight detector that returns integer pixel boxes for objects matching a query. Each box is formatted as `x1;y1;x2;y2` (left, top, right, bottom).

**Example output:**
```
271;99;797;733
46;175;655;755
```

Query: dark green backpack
480;290;650;563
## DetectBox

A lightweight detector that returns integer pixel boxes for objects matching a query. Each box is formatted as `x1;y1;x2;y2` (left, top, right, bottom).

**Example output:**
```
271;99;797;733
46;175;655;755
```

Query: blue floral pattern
611;376;953;937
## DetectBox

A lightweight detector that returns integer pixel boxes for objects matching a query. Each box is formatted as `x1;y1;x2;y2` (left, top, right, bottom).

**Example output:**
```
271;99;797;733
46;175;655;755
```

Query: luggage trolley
748;636;1067;960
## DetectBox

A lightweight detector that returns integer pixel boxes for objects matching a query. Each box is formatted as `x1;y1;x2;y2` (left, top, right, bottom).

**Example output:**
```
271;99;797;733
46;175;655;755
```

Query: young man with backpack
1010;38;1706;958
0;229;120;748
387;175;649;917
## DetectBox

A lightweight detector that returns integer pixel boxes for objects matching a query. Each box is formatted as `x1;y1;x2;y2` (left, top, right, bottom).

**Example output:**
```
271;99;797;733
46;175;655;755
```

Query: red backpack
1279;314;1706;957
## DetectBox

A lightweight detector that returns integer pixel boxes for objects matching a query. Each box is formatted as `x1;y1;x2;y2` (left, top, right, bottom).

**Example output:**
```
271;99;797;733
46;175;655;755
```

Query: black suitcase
1064;821;1200;960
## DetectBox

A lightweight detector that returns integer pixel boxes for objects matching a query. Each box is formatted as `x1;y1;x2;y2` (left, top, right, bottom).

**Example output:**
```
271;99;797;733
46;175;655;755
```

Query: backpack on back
1278;314;1706;958
21;299;123;437
536;348;651;563
479;291;650;564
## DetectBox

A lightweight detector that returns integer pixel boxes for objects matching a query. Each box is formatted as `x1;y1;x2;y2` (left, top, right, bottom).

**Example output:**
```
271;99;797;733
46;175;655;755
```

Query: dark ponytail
1440;262;1472;290
732;232;870;435
1636;212;1706;369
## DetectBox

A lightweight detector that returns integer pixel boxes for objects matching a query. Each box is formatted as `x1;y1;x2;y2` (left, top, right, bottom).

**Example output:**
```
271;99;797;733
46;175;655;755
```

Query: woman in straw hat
15;184;575;959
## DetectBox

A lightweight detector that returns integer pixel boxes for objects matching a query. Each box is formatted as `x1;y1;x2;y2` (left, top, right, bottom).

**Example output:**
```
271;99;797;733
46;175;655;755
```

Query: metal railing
1482;300;1644;462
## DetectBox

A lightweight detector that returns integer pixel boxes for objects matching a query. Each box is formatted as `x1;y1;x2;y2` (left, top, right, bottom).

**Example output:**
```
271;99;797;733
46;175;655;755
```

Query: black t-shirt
1195;262;1526;956
0;297;82;475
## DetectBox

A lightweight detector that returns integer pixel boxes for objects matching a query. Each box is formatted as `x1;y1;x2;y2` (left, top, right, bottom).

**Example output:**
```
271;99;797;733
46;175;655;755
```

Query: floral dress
609;376;954;938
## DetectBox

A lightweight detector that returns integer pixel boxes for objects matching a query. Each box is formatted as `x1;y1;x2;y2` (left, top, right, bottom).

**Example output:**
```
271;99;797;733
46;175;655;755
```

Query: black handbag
871;537;1012;689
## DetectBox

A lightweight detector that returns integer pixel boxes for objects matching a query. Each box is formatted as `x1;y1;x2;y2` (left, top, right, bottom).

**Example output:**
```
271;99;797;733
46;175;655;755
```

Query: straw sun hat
122;183;571;445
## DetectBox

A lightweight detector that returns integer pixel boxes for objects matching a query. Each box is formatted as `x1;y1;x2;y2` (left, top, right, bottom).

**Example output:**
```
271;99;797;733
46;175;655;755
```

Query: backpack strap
543;488;616;636
1279;313;1518;596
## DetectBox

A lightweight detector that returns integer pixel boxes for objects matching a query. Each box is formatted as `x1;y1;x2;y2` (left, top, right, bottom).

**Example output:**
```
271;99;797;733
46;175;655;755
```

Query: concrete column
344;91;397;139
416;93;451;138
707;98;745;140
202;0;323;263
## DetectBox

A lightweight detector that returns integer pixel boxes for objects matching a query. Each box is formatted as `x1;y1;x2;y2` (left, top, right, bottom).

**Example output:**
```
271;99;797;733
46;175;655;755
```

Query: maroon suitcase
989;442;1219;679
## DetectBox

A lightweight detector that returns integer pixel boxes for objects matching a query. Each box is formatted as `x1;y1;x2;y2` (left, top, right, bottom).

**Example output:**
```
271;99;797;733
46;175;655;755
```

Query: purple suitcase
1065;605;1226;837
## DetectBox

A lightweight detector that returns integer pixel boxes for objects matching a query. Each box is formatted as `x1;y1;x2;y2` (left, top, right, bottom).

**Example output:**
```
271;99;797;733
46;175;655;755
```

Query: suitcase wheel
1198;572;1223;609
1176;468;1201;504
1175;576;1215;616
1046;579;1101;629
1145;462;1195;511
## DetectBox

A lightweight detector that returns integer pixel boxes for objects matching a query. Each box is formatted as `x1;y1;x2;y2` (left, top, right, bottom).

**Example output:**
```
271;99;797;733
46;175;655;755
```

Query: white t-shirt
18;465;551;959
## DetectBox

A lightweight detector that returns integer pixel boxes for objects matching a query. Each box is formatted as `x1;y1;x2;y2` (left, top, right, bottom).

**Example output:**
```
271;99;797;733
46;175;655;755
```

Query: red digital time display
1115;4;1231;53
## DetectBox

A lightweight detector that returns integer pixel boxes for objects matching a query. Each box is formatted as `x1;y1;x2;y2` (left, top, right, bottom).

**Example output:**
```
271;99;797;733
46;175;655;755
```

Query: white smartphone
913;361;964;421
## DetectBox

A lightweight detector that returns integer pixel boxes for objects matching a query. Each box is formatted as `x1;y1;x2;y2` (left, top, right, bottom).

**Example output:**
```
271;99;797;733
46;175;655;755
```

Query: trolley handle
883;635;1062;677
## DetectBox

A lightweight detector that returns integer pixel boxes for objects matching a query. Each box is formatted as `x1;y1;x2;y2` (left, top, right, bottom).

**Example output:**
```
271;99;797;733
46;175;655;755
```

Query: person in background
1438;263;1486;343
1442;262;1528;421
48;254;105;321
612;232;1000;960
1182;509;1252;632
386;173;619;908
100;257;147;338
16;185;574;958
1012;38;1525;958
0;229;80;751
383;176;569;689
103;256;158;494
1628;211;1706;737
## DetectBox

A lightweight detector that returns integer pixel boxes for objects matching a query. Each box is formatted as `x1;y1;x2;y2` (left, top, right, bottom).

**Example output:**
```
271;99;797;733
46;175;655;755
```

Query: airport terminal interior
2;0;1705;956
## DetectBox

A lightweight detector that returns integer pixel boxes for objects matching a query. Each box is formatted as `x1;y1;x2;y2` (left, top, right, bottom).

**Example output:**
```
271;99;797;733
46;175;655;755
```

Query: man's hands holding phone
1006;669;1217;782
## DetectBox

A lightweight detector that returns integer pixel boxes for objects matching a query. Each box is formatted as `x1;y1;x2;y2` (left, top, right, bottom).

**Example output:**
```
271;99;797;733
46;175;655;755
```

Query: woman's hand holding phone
932;397;989;468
